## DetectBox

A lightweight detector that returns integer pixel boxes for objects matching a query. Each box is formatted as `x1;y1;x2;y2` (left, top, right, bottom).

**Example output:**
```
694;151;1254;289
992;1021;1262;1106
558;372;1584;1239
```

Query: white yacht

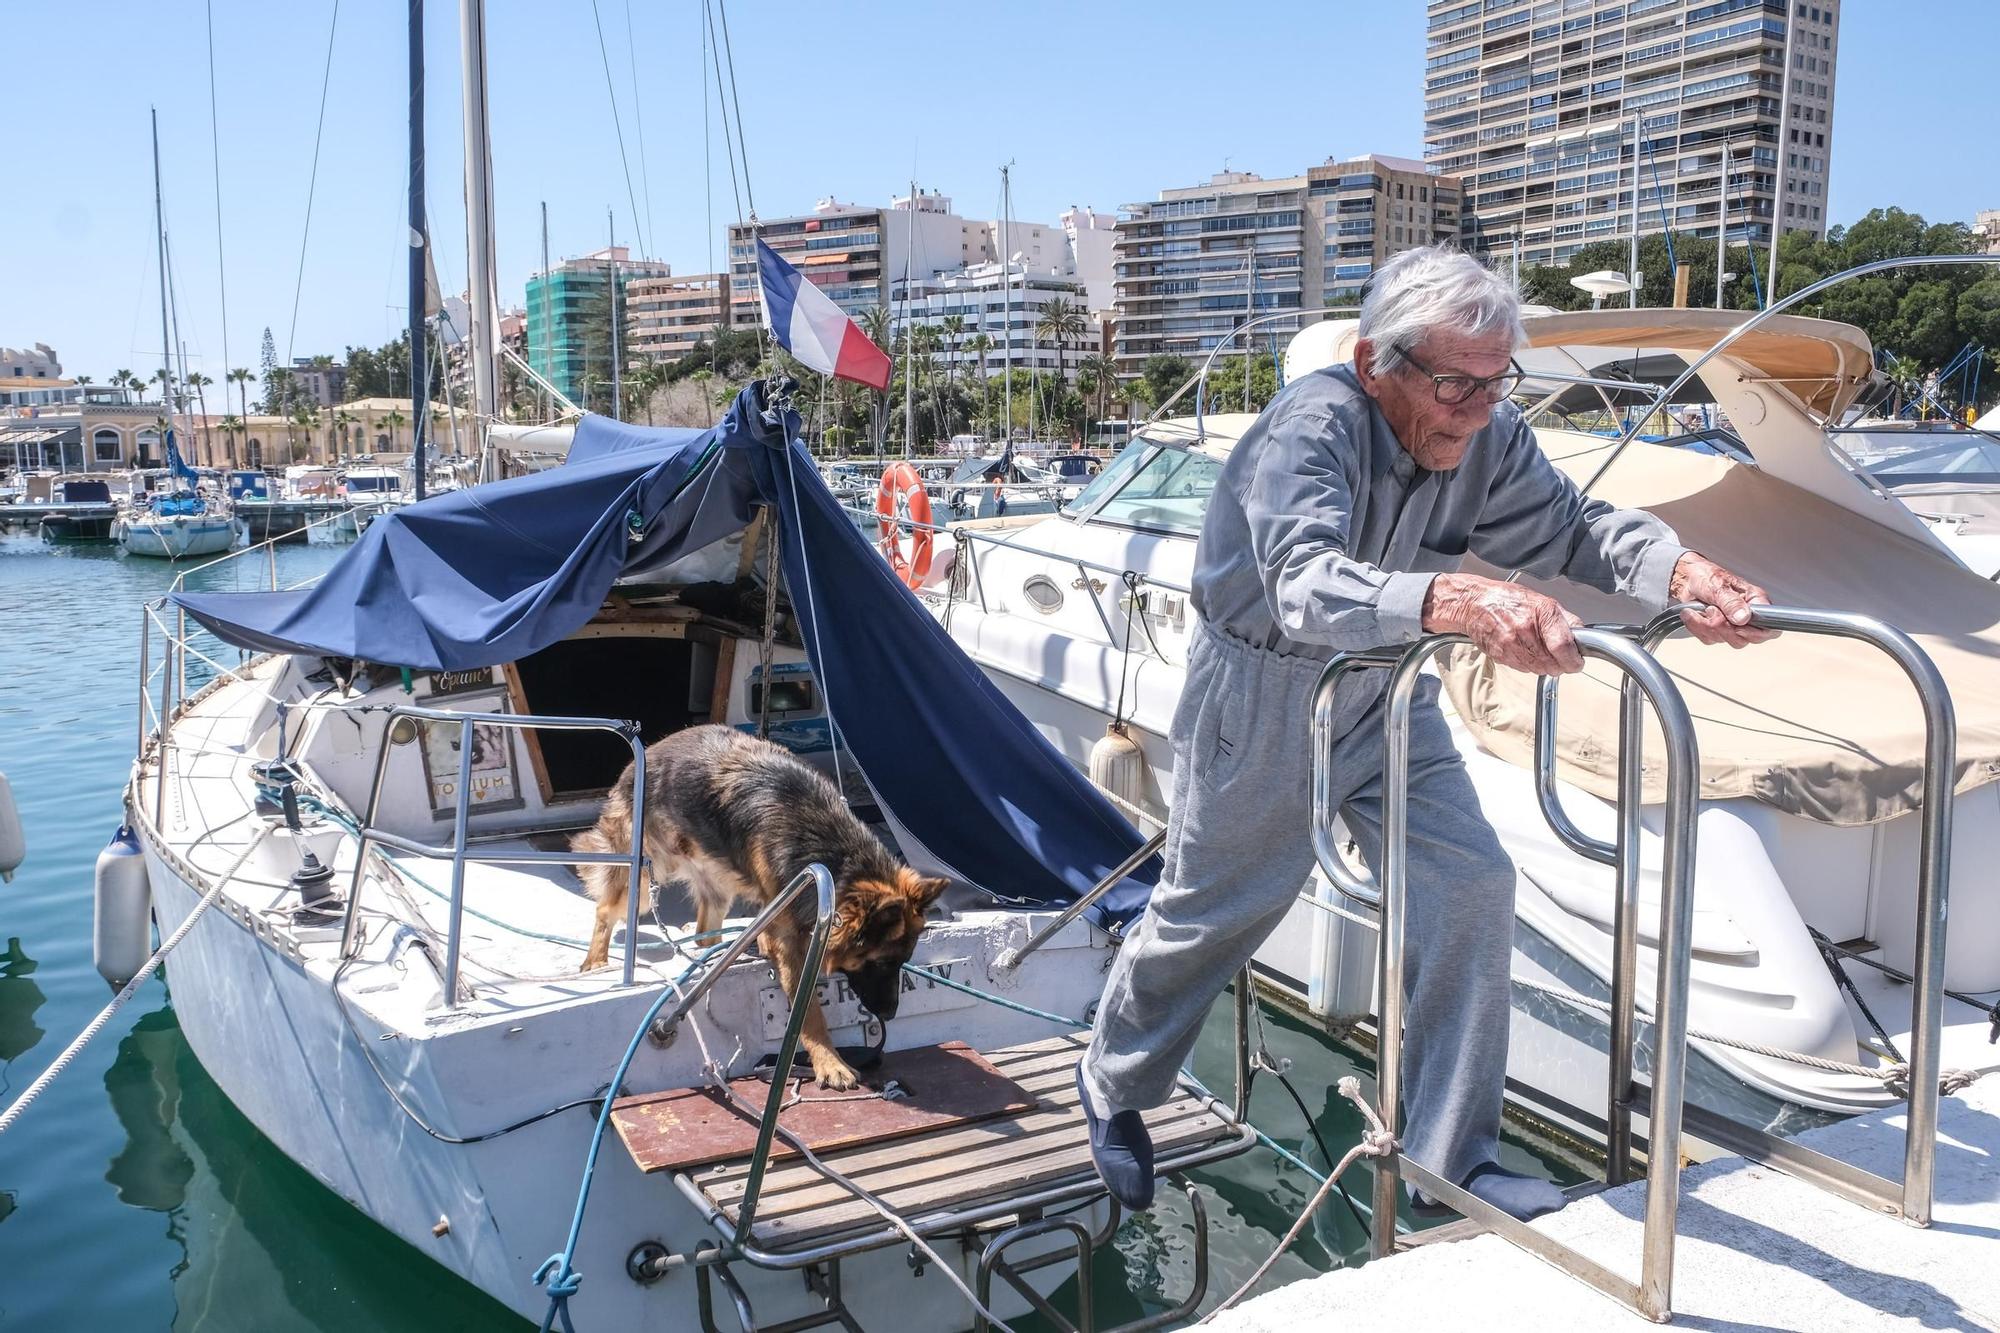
910;305;2000;1141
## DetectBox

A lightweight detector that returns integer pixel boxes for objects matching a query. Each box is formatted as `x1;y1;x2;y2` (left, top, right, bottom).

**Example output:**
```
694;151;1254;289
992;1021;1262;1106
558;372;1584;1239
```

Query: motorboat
36;477;120;543
128;386;1250;1329
338;464;410;536
907;301;2000;1144
934;451;1087;521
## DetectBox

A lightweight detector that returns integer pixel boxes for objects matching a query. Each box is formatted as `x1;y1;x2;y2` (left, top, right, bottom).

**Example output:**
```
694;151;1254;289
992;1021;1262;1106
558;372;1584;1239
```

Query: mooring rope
0;823;271;1137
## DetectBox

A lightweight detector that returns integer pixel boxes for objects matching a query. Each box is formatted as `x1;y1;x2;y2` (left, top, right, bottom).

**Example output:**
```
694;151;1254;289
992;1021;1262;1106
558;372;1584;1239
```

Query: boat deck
678;1034;1256;1260
1208;1073;2000;1331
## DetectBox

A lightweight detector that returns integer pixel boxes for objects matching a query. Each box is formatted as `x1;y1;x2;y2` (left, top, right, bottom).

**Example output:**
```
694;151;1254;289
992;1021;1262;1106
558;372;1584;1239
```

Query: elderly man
1076;246;1772;1221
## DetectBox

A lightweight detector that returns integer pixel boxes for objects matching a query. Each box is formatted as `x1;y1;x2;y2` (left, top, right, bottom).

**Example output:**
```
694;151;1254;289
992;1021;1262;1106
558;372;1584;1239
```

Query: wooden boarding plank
693;1065;1179;1200
714;1102;1222;1223
611;1042;1035;1174
737;1110;1237;1247
701;1093;1169;1207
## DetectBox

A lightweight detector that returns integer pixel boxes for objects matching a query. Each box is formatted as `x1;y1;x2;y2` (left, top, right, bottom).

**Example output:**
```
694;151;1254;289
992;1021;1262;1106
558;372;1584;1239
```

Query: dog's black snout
844;959;903;1021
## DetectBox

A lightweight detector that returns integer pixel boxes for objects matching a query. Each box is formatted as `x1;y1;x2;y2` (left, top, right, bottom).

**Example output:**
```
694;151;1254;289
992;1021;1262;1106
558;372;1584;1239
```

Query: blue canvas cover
171;386;1157;924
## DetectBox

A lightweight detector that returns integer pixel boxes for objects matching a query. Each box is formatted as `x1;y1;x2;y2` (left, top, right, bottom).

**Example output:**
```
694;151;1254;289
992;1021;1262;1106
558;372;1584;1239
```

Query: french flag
755;235;893;391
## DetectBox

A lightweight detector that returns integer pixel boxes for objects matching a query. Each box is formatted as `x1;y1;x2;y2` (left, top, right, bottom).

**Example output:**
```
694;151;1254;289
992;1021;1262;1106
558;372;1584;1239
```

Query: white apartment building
1061;206;1119;313
1424;0;1840;268
889;262;1097;384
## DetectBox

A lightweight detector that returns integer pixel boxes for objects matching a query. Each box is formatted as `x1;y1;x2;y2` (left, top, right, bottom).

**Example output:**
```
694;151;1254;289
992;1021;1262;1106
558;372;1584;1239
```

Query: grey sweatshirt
1193;364;1686;658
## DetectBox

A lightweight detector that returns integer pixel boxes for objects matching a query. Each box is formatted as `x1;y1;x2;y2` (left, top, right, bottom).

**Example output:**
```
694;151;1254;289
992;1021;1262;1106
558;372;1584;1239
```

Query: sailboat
116;110;236;562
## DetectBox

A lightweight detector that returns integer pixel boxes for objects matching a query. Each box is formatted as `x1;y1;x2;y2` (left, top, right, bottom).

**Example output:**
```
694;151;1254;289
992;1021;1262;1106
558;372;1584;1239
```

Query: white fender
94;825;153;989
0;771;22;883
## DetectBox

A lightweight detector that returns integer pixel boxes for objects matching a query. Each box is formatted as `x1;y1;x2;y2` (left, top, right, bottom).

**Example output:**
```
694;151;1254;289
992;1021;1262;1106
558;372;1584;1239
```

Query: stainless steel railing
1628;604;1957;1226
1316;625;1701;1321
336;704;651;1003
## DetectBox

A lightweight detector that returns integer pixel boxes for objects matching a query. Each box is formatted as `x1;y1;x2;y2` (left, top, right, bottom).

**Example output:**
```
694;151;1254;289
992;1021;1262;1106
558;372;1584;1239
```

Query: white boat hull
118;515;239;559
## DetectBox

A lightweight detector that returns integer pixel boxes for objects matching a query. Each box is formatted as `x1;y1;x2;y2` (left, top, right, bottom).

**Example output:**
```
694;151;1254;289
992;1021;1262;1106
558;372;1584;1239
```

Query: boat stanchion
93;825;153;989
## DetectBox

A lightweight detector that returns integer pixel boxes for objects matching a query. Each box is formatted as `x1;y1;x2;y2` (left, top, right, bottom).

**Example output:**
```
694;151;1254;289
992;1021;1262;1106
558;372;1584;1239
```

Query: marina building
525;246;673;407
625;273;727;362
0;344;81;411
1424;0;1840;267
888;261;1097;387
726;193;1115;336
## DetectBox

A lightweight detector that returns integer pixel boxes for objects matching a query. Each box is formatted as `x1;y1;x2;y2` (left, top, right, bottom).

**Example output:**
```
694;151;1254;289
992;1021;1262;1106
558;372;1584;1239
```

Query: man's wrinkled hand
1669;553;1777;648
1423;572;1585;676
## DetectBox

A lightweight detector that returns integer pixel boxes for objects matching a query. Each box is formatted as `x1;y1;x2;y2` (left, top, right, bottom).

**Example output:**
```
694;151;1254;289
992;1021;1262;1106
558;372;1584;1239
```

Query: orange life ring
875;462;934;587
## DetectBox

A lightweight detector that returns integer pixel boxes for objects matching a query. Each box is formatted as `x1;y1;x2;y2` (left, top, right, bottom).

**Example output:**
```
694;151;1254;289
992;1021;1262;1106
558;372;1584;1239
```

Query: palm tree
113;369;137;403
1035;296;1087;393
334;409;359;464
228;367;256;427
219;414;244;468
963;333;994;435
627;361;667;426
382;408;408;453
939;315;966;392
1077;353;1117;438
180;371;216;462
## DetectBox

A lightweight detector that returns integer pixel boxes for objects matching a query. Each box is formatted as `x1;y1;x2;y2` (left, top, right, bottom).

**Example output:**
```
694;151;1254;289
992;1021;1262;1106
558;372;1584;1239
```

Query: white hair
1356;245;1524;376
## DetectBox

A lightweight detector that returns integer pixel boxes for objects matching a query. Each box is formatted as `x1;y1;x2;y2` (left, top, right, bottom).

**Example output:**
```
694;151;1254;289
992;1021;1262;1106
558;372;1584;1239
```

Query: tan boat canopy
1518;308;1878;420
1440;434;2000;825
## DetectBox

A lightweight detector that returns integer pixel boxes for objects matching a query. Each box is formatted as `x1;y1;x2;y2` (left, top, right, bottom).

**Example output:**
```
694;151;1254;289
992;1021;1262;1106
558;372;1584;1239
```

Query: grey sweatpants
1082;619;1517;1187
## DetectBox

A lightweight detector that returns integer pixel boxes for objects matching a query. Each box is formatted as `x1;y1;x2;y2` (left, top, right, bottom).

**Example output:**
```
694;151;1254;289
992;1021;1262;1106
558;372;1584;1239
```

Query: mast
460;0;499;463
1766;11;1795;305
903;180;917;459
1628;114;1641;309
540;200;551;420
608;208;621;420
1000;163;1013;444
1716;136;1731;309
152;108;174;471
408;0;428;499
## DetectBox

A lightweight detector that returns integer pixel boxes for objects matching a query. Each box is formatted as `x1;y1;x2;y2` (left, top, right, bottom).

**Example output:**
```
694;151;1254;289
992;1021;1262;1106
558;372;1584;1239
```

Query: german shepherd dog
575;725;948;1089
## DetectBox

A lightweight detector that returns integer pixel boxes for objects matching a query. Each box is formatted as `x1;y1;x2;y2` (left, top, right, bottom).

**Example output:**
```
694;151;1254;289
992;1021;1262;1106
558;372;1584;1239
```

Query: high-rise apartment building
1111;158;1461;379
525;246;672;406
1310;154;1465;305
1424;0;1839;270
625;273;726;361
1111;171;1316;380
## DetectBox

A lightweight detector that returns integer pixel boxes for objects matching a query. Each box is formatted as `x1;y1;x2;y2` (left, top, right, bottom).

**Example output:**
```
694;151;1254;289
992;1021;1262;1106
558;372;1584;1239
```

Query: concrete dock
1210;1076;2000;1332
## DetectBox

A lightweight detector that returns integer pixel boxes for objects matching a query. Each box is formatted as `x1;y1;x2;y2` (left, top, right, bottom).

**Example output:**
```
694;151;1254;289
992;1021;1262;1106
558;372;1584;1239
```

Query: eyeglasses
1399;350;1526;406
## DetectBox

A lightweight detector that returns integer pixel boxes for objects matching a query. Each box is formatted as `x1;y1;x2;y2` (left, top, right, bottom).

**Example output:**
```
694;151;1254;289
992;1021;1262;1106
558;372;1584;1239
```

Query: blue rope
535;932;743;1333
900;962;1086;1029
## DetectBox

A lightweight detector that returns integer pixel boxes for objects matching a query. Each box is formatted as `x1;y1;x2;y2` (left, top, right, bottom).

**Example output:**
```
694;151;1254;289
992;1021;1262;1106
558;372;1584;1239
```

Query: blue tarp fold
171;386;1156;924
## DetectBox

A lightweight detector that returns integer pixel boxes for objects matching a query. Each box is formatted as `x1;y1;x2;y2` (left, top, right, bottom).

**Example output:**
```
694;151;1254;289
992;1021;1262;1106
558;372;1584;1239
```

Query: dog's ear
830;887;879;949
897;868;949;915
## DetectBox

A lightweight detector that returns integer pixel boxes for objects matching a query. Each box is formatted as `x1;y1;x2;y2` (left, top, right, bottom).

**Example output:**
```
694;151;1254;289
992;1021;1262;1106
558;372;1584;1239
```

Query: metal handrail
1308;647;1403;909
336;703;650;1002
992;826;1167;973
720;863;837;1246
1633;603;1956;1226
1324;627;1701;1321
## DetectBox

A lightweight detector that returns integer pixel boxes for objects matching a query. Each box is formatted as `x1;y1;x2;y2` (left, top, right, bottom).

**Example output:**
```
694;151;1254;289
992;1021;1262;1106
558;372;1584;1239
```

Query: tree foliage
1519;208;1996;391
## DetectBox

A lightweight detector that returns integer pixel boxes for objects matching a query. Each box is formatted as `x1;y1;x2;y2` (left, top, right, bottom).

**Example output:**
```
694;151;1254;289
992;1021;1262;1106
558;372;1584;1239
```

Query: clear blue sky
5;1;1995;386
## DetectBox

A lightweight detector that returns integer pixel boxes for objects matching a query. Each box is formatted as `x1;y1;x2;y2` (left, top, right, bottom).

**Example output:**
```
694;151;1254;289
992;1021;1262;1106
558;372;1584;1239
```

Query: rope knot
535;1255;582;1298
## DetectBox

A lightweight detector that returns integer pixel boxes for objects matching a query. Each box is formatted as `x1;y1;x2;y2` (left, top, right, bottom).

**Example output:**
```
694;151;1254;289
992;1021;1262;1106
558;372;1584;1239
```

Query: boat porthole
1023;575;1065;614
388;717;420;746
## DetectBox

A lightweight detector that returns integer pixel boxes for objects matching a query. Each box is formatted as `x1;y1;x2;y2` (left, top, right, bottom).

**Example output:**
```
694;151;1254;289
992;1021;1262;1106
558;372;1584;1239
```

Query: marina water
0;531;1577;1328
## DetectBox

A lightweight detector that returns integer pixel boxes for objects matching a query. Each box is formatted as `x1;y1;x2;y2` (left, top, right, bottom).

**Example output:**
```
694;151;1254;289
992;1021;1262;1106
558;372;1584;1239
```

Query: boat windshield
1855;435;2000;487
1071;442;1223;535
347;474;400;493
